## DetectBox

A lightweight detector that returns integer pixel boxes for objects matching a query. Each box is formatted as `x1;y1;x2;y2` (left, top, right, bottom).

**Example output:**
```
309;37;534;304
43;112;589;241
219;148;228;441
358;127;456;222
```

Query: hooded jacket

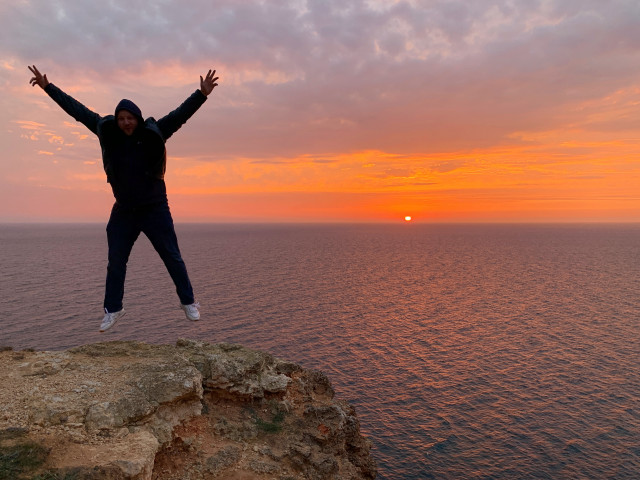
44;83;207;186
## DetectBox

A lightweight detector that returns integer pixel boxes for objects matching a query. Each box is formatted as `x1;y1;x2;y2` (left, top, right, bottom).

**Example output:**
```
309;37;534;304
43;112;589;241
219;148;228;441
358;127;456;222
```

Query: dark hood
114;99;144;124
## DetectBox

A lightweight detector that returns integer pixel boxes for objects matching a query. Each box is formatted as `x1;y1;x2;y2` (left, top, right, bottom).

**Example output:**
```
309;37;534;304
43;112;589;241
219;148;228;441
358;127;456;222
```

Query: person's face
117;110;139;136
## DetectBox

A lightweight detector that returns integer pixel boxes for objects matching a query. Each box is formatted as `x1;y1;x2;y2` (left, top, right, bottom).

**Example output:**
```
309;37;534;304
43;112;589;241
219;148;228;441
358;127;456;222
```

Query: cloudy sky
1;0;640;222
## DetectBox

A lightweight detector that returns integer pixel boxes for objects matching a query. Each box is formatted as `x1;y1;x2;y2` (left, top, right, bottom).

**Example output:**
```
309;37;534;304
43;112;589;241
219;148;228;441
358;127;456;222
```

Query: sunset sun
404;216;412;222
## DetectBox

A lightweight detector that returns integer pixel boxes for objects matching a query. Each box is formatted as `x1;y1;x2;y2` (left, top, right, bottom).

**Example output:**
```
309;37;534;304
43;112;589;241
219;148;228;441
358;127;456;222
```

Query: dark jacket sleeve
44;83;102;135
155;90;208;140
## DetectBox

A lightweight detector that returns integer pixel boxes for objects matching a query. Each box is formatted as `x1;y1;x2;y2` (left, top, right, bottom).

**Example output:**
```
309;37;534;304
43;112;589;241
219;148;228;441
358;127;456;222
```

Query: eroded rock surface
0;340;377;479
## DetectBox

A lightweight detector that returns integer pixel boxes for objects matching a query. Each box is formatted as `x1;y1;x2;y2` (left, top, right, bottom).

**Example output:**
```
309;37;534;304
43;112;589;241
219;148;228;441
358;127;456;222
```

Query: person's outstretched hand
200;69;219;96
29;65;50;89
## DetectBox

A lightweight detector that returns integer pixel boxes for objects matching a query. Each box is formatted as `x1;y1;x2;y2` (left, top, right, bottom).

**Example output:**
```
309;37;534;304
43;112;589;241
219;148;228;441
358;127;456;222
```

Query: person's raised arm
157;67;220;139
29;65;50;90
28;65;101;134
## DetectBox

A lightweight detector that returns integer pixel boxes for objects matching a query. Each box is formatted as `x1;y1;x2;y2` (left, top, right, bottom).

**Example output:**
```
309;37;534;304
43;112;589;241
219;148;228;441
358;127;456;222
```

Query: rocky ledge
0;340;377;480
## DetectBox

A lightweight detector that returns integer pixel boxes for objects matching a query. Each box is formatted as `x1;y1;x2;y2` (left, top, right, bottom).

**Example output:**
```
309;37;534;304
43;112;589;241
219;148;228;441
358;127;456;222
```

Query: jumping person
28;65;219;332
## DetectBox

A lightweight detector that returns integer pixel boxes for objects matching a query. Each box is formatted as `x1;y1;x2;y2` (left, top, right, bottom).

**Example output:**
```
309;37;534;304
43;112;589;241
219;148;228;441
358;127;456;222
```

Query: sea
1;222;639;479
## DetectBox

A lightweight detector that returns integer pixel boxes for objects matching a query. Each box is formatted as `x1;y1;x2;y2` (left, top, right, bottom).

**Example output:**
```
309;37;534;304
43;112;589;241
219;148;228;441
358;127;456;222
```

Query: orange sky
1;1;640;223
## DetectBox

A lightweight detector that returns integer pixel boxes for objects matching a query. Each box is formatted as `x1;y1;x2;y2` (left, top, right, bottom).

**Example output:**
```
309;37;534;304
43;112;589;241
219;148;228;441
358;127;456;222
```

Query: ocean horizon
2;222;639;479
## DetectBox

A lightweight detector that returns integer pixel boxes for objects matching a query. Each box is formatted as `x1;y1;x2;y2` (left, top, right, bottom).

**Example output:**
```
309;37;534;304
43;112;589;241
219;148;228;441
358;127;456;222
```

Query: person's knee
106;259;127;273
161;250;185;266
107;232;138;260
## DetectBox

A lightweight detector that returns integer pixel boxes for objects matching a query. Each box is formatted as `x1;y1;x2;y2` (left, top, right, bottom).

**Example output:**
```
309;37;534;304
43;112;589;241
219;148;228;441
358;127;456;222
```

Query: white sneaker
100;308;125;332
181;302;200;321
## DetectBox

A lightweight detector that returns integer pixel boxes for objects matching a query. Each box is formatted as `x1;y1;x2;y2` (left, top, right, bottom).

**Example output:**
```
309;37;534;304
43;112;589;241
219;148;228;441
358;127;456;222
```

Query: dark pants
104;201;195;313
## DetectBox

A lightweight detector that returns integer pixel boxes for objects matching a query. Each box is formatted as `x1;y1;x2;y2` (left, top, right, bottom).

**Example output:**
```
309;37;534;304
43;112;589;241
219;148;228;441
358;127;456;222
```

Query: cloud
3;1;640;221
4;0;640;157
7;2;640;147
14;119;43;126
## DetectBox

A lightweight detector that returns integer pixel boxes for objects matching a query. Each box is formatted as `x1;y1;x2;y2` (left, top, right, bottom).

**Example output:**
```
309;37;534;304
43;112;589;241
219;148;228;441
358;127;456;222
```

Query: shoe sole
99;311;126;332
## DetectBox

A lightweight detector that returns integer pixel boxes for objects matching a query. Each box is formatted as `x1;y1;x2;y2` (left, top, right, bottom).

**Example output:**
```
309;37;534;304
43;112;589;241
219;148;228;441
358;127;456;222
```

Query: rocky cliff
0;339;377;480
